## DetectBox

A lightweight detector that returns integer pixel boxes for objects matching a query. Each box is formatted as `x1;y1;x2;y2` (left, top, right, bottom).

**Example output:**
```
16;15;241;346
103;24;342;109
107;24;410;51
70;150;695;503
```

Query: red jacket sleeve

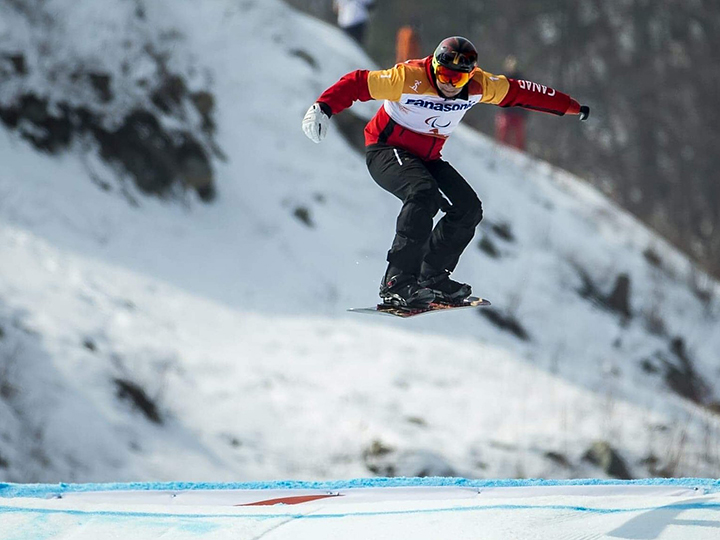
316;70;374;116
499;78;581;116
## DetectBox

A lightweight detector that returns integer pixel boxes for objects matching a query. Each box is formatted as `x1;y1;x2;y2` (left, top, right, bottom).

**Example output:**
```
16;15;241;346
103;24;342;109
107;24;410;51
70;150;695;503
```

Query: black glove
579;105;590;121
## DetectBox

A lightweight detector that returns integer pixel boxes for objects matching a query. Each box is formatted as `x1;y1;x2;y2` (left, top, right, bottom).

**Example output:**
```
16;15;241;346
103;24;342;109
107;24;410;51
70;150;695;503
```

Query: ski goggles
433;61;473;87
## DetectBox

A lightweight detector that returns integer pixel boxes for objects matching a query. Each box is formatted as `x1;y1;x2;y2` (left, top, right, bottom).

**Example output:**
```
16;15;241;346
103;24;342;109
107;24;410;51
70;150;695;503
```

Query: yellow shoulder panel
367;65;407;101
400;63;435;95
472;69;510;104
367;63;434;101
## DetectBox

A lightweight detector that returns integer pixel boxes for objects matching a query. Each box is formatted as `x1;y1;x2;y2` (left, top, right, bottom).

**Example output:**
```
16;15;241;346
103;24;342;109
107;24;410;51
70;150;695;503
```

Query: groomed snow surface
2;479;720;539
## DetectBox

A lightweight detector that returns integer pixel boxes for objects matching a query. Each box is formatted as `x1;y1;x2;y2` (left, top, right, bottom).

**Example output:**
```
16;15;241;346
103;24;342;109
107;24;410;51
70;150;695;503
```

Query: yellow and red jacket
317;56;581;160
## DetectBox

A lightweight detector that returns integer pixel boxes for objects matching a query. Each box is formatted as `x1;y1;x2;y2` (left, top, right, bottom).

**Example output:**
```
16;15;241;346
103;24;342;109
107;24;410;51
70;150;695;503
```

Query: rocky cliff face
0;1;218;201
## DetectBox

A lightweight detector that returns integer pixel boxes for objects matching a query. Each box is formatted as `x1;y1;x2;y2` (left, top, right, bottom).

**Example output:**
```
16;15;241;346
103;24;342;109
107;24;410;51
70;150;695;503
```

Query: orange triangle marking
238;493;341;506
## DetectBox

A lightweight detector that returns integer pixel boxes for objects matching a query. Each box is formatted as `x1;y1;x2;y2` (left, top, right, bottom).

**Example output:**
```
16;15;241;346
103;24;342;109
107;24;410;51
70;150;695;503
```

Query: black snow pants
366;145;483;277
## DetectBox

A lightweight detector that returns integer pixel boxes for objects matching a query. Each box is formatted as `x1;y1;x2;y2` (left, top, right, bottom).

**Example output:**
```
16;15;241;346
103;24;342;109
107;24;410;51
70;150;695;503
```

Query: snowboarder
302;36;589;308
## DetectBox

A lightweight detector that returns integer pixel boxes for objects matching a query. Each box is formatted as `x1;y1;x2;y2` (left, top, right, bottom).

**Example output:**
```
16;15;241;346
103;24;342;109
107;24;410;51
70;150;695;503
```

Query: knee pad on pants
449;199;483;228
406;188;441;218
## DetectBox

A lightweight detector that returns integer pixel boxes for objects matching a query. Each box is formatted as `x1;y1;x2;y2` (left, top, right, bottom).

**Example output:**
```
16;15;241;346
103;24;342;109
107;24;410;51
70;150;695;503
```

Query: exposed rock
0;95;72;153
572;264;634;320
574;263;604;303
0;89;217;201
705;402;720;416
2;37;219;203
639;357;661;374
362;439;394;474
293;206;314;228
151;74;187;113
113;378;163;425
582;440;632;479
190;90;215;133
491;221;515;242
479;308;530;341
663;337;709;404
88;72;113;103
289;48;318;70
190;91;214;117
478;235;500;258
177;135;215;200
95;110;178;195
606;273;631;318
643;247;663;268
362;439;457;477
0;378;16;401
544;450;571;468
2;53;27;75
643;306;668;337
640;453;659;468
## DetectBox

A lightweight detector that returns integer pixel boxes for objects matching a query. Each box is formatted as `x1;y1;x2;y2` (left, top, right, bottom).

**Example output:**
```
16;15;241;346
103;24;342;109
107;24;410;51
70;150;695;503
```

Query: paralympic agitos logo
405;98;475;112
425;116;451;129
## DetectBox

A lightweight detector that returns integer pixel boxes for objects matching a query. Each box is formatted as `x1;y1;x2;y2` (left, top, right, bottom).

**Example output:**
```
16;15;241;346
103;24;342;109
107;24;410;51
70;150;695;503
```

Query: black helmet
433;36;478;73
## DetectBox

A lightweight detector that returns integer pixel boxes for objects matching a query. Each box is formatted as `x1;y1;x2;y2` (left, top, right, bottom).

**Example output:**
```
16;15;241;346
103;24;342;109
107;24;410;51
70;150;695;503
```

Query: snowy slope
1;0;719;484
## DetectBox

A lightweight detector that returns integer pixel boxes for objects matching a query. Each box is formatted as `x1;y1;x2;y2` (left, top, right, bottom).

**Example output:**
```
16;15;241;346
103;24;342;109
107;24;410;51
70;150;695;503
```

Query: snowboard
348;296;491;318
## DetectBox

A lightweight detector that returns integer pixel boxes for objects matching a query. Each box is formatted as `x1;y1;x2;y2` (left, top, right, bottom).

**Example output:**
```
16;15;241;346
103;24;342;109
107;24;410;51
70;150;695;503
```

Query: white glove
302;103;331;143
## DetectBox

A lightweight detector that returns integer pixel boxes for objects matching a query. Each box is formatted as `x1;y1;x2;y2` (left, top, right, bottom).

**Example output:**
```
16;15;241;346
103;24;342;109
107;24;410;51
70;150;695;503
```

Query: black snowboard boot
419;268;472;304
379;271;435;308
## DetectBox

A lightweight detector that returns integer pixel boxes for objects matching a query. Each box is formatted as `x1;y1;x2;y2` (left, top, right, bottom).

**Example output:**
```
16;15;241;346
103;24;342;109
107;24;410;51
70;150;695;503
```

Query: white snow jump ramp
2;478;720;539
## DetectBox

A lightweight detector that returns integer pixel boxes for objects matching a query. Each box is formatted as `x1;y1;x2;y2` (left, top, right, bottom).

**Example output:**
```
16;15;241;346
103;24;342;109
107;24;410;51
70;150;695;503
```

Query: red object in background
395;26;421;63
495;111;526;151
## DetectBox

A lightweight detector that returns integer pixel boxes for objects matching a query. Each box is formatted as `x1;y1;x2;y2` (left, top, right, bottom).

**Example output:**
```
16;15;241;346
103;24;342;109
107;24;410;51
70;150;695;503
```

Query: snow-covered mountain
1;0;719;484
